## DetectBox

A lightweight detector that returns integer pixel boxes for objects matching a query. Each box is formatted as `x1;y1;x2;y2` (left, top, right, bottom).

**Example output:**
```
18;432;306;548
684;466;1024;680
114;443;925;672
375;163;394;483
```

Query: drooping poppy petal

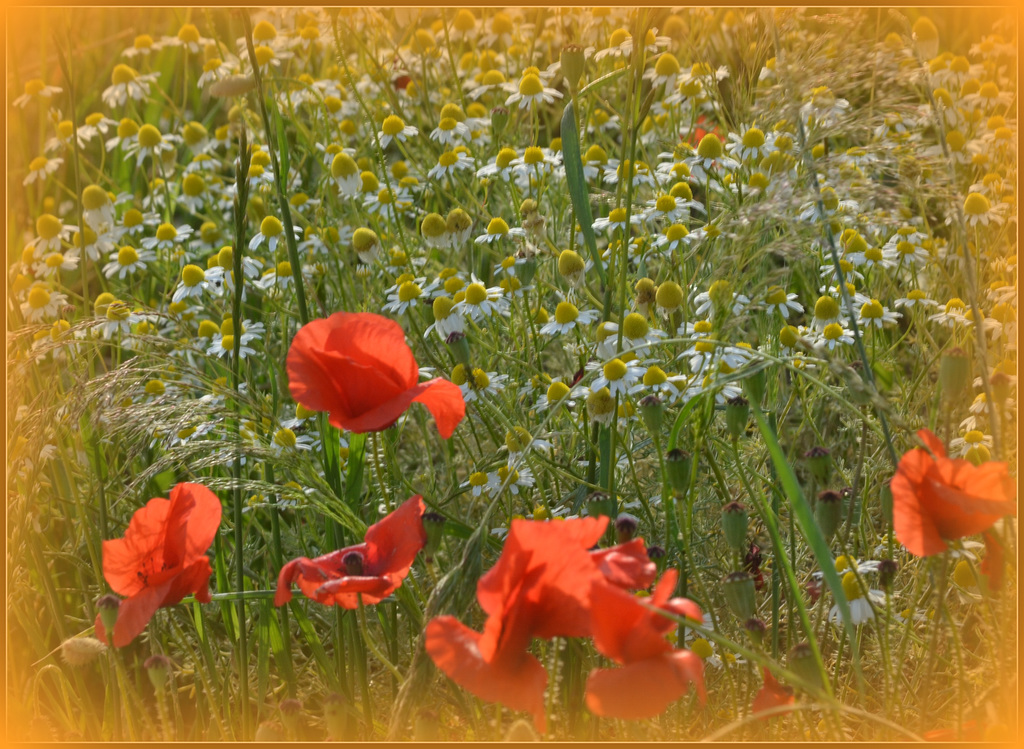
274;495;426;608
751;667;795;719
98;483;221;647
287;312;465;438
585;650;704;719
426;616;549;733
590;537;657;589
980;530;1005;591
892;430;1016;557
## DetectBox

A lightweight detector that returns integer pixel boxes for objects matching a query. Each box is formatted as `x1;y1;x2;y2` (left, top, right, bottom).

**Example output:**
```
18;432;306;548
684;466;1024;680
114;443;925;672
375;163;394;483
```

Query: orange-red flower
426;517;657;733
287;312;465;438
891;429;1016;557
585;569;705;720
95;483;222;648
751;667;795;719
275;495;426;608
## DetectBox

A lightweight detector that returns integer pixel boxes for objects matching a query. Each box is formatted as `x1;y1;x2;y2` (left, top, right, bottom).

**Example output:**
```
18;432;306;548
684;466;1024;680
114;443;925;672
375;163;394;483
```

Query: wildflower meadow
7;6;1019;742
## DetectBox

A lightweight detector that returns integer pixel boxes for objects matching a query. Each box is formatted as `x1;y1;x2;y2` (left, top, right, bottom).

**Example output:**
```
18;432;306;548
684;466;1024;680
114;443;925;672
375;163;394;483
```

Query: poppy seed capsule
721;501;749;551
95;594;120;640
665;448;692;495
787;642;823;692
741;367;766;407
144;654;173;691
939;347;970;401
586;491;614;519
343;552;364;576
639;393;664;434
646;544;667;569
421;511;446;563
445;330;471;367
743;617;767;645
490;106;509;134
723;571;757;621
560;44;586;92
878;558;898;590
815;490;843;541
323;693;346;740
725;396;749;439
804;446;832;484
615;513;638;544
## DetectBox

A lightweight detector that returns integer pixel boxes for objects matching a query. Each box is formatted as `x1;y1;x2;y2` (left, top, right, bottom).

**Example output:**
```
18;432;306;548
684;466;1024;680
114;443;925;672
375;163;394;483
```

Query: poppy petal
411;379;466;439
103;497;172;597
364;495;427;576
112;581;173;647
426;615;548;733
590;538;656;589
314;575;396;605
752;667;794;718
585;654;694;719
177;483;222;566
322;312;419;389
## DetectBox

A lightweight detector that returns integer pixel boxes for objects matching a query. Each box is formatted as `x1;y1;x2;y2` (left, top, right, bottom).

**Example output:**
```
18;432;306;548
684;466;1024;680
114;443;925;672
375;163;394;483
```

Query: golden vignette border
4;1;1021;746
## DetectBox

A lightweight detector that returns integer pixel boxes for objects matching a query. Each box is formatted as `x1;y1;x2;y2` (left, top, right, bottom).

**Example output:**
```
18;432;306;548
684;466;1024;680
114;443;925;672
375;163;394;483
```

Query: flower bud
585;491;614;519
144;654;172;691
723;571;757;621
490;106;509;135
646;545;666;570
324;693;347;741
804;446;832;485
879;479;893;527
787;642;823;693
639;394;664;435
517;257;538;287
939;347;970;402
96;594;120;644
743;617;767;646
255;722;285;741
991;371;1012;403
279;698;303;737
561;44;586;93
814;489;843;542
878;558;898;590
414;709;440;741
665;448;692;495
445;331;471;367
615;513;638;544
744;368;767;408
725;396;749;439
421;511;446;564
721;501;749;551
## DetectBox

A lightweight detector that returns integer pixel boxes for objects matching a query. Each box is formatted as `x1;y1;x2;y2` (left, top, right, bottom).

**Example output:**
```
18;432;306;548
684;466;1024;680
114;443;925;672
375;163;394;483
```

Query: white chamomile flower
172;263;219;303
726;124;771;162
430;117;470;146
13;79;62;108
452;277;508;321
588;357;646;398
270;427;315;454
815;322;855;351
894;289;938;312
207;333;257;360
764;286;804;318
857;299;901;329
101;64;160;108
487;464;535;497
948;429;994;458
124;124;181;167
20;283;68;322
377;114;418;149
23;155;63;185
828;570;885;627
475;216;526;245
383;278;427;315
103;244;155;279
427;150;475;180
504;73;562;110
539;300;600;336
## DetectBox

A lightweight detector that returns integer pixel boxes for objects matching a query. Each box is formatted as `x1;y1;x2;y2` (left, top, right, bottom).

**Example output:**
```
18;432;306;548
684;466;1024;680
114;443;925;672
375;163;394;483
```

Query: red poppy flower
751;667;795;719
287;312;465;438
891;429;1016;557
585;569;706;719
275;494;426;608
427;517;654;733
94;483;221;648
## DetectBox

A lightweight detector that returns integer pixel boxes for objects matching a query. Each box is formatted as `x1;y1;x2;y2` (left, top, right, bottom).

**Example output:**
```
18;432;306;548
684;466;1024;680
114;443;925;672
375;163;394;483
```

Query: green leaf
560;101;606;285
751;404;868;696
